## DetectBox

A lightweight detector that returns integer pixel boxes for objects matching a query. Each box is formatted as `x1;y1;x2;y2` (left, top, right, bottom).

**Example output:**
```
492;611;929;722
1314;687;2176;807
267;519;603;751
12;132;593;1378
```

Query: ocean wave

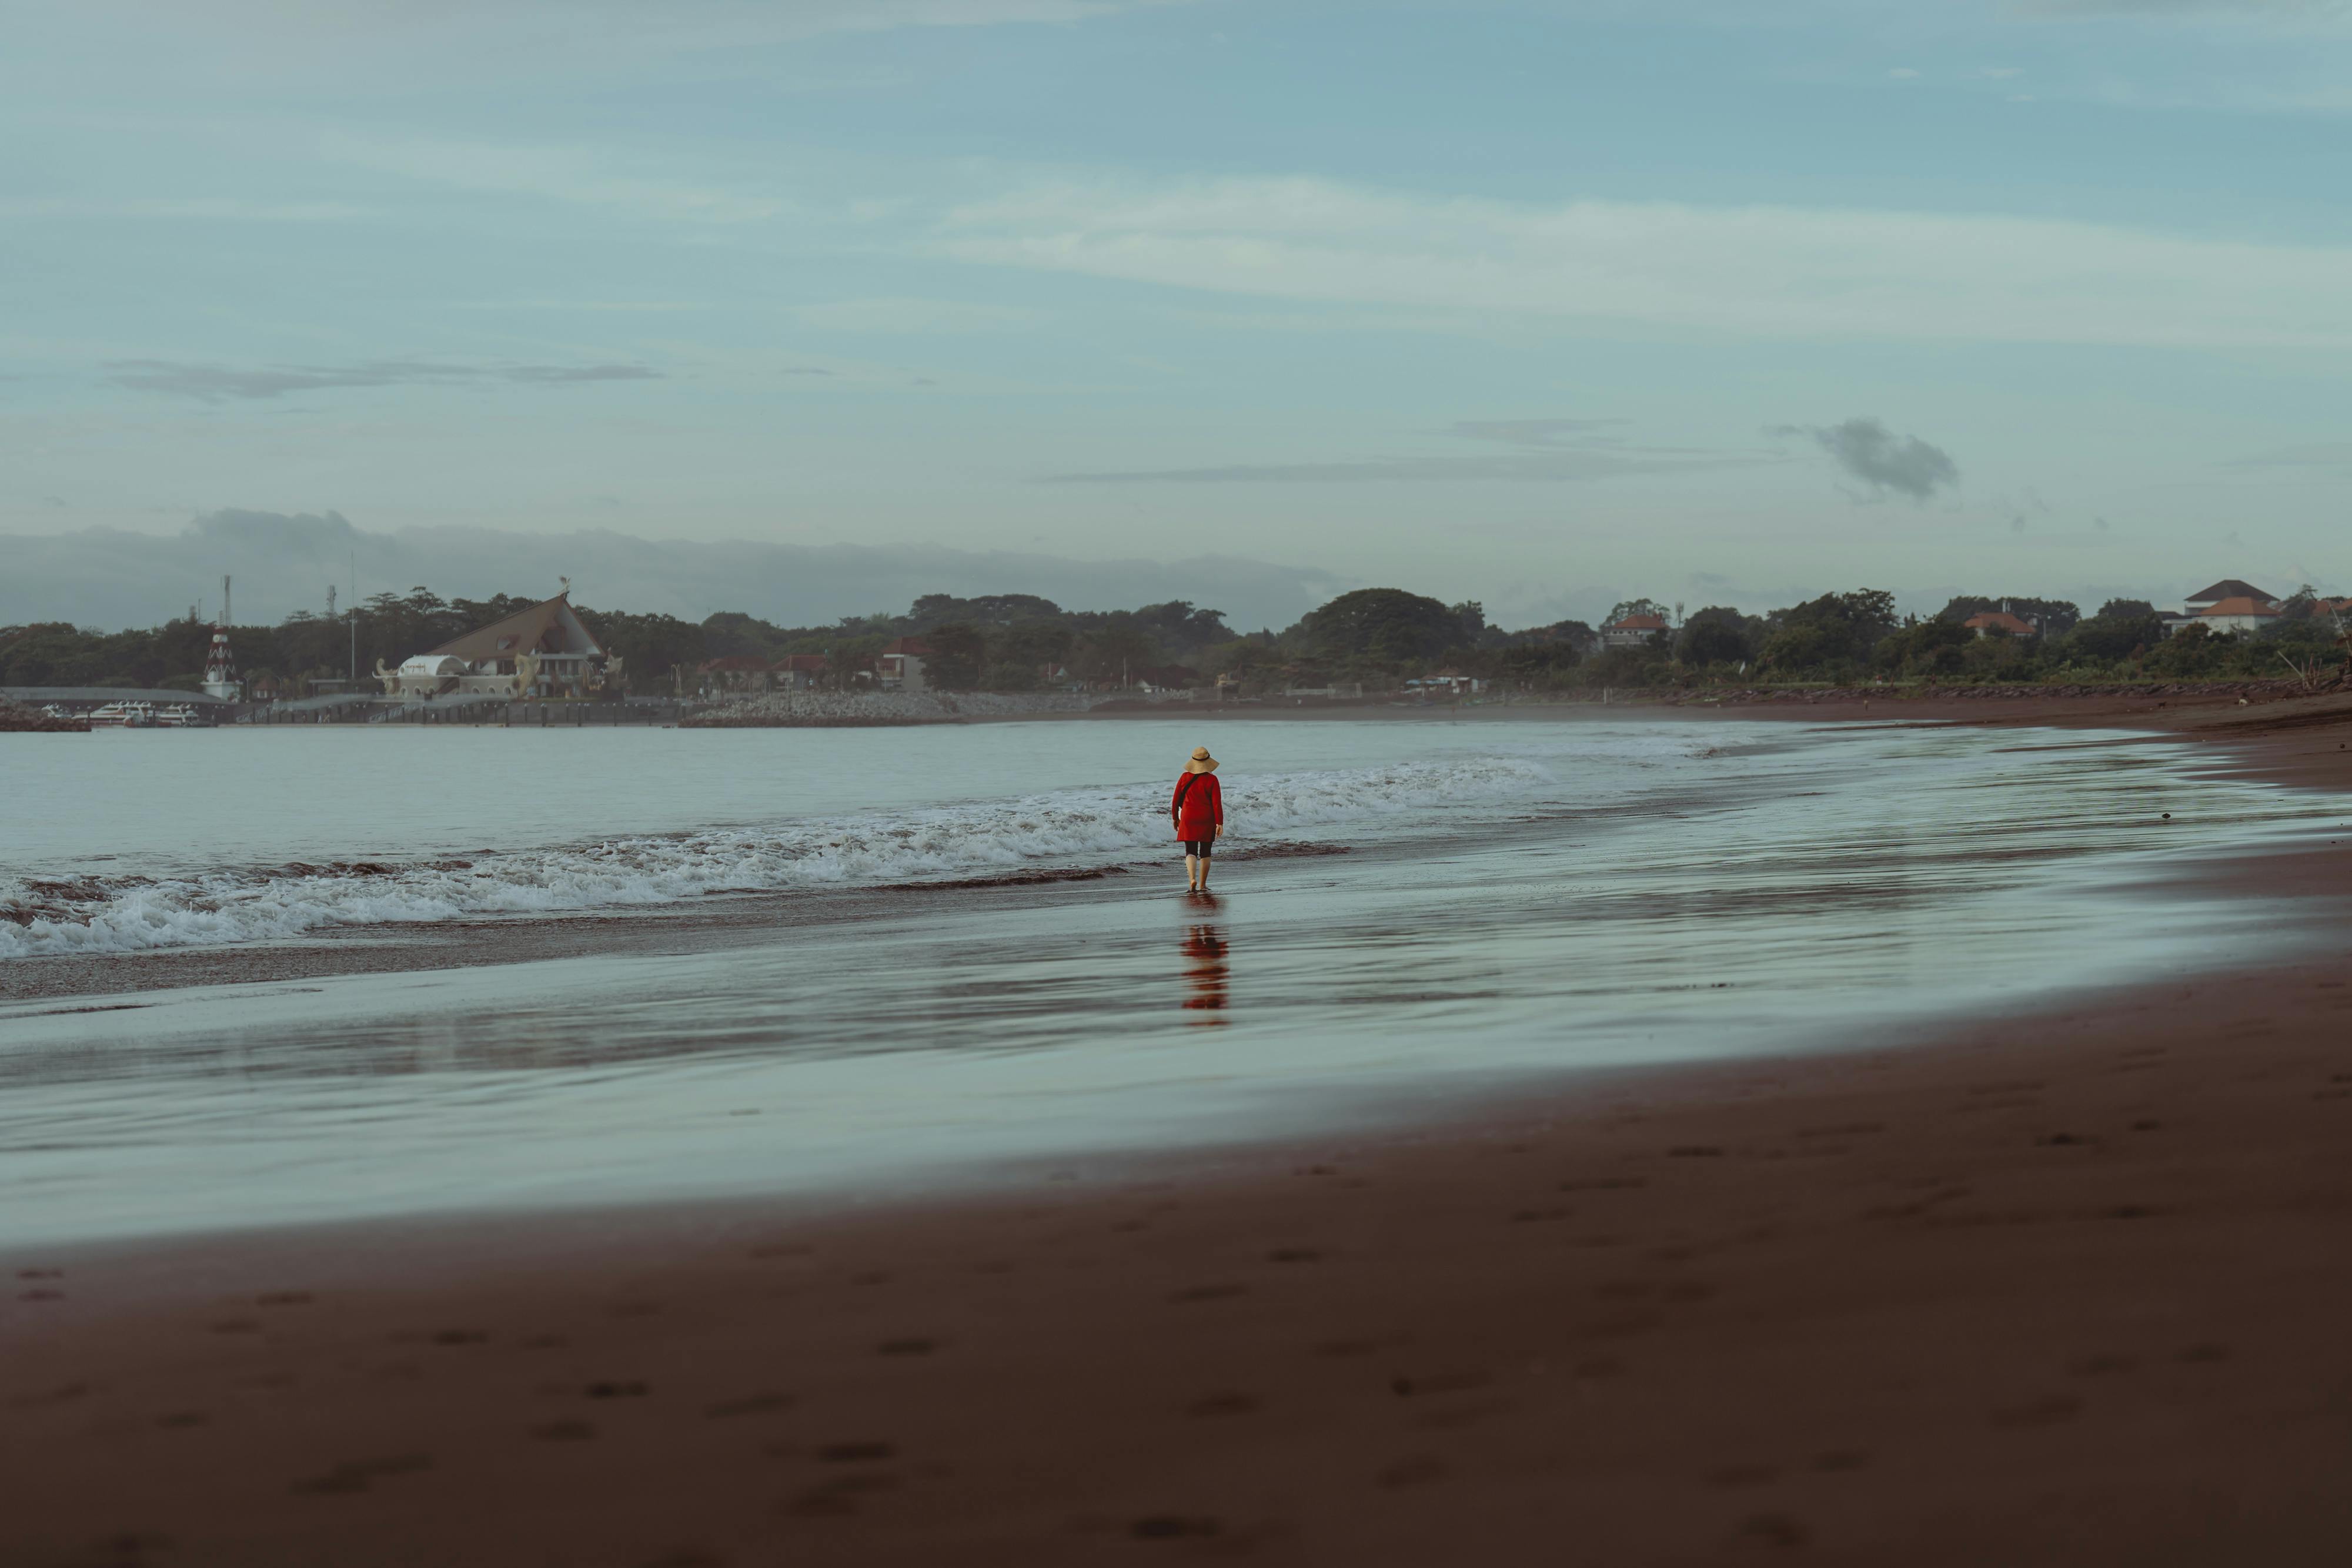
0;755;1553;958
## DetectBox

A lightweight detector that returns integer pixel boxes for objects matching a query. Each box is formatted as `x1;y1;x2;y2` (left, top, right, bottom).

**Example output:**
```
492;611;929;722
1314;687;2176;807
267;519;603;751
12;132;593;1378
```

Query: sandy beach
7;697;2352;1565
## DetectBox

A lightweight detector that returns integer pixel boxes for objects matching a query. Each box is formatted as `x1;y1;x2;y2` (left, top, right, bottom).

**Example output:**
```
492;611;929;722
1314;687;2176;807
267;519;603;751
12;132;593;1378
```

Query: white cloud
793;297;1044;334
939;176;2352;348
322;134;799;224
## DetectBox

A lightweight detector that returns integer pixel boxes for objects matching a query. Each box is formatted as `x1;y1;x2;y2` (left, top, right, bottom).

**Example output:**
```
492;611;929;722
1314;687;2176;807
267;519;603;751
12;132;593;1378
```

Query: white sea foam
0;755;1555;958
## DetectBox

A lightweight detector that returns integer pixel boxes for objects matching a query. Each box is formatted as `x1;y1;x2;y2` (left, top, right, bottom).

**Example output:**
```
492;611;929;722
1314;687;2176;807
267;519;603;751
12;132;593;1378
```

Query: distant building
698;654;774;693
1962;609;2037;639
1601;613;1669;650
2194;596;2281;637
2183;579;2276;614
774;654;830;690
380;591;615;700
2165;579;2278;635
878;637;933;692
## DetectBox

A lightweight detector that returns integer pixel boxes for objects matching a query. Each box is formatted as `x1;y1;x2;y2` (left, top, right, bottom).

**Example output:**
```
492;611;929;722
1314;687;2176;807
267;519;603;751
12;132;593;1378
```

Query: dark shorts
1182;838;1215;858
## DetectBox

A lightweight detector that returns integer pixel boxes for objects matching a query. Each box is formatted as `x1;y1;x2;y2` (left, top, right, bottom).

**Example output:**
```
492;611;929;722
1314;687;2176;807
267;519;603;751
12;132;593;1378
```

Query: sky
5;0;2352;630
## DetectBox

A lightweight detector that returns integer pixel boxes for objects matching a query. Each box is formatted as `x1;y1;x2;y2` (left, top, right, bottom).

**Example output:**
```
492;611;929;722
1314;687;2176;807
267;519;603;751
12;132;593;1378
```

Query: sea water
0;715;2335;1247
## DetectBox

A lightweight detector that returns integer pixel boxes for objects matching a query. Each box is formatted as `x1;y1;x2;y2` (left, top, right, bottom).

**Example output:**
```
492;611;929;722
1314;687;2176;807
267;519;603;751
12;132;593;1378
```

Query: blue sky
6;0;2352;627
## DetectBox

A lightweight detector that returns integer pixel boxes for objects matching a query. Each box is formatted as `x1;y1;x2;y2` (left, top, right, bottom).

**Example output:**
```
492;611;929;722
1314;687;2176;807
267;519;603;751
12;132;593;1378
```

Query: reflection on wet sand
1182;919;1230;1021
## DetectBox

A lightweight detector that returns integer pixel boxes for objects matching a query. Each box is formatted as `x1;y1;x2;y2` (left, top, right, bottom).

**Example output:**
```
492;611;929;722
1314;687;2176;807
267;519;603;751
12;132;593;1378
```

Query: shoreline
7;706;2352;1562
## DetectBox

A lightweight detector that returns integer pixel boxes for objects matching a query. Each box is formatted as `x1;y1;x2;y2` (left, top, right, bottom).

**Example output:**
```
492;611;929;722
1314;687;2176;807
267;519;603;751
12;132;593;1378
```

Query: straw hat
1187;745;1219;773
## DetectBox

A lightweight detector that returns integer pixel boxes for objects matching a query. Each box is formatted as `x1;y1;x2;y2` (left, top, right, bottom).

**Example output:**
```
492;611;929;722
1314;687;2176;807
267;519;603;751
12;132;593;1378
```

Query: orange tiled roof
1963;611;2035;636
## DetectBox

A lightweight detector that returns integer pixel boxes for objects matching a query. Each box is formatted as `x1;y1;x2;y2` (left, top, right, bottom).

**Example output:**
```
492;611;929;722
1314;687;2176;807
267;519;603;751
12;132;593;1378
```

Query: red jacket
1171;771;1223;840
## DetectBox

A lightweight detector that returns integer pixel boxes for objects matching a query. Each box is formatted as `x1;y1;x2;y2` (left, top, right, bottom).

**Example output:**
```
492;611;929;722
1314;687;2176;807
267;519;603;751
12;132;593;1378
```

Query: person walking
1170;745;1224;894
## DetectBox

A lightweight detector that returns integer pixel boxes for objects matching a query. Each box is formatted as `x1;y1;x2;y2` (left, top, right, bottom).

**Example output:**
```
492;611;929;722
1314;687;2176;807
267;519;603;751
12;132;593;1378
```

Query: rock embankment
0;698;89;733
681;690;1099;727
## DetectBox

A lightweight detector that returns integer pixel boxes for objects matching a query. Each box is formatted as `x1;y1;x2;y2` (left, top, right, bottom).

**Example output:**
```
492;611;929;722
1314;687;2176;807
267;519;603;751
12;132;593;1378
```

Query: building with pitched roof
2194;596;2281;636
2183;579;2276;614
1962;609;2037;638
379;591;615;699
1601;613;1669;650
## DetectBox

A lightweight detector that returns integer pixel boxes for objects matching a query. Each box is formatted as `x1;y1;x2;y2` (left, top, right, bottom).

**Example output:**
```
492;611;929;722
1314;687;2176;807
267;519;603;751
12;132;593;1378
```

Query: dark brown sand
7;696;2352;1566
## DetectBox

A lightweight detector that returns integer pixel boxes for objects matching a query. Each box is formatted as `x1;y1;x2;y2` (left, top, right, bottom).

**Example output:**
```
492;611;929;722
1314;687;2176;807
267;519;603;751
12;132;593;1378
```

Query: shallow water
0;715;2333;1248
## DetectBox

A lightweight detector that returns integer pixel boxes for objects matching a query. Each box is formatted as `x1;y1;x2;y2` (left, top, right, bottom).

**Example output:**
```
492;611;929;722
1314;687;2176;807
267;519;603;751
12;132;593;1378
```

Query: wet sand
8;697;2352;1564
8;950;2352;1566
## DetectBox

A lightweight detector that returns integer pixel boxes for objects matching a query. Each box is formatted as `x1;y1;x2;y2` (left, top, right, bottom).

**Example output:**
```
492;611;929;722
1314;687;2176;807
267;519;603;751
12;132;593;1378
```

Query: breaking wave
0;755;1552;958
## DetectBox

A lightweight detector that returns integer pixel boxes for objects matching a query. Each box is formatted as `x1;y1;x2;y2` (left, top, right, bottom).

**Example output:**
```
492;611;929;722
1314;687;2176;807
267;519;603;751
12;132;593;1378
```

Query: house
379;590;616;700
698;654;774;693
774;654;829;690
2194;596;2281;637
2183;579;2276;614
1962;609;2037;639
2166;579;2278;634
1601;613;1669;651
877;637;933;692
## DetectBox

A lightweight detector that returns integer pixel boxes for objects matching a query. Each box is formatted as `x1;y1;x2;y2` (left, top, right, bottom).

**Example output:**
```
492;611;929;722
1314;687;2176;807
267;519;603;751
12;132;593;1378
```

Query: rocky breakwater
0;698;89;733
681;690;1099;728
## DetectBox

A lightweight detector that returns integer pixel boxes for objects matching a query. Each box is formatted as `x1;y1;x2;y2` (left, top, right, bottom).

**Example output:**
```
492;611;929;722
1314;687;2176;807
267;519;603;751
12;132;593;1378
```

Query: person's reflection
1181;922;1231;1022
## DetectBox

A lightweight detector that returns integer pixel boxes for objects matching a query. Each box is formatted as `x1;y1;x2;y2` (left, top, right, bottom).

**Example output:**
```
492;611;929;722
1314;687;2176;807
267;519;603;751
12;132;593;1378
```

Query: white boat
86;701;161;728
152;704;216;728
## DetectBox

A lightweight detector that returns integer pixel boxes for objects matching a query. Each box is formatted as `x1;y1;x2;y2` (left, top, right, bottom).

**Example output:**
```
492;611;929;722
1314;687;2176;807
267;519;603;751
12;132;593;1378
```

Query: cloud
941;177;2352;348
0;199;373;222
1775;417;1960;500
1041;418;1770;484
0;511;1343;636
2017;1;2349;16
104;359;663;401
792;297;1043;334
1446;418;1629;447
2224;441;2352;467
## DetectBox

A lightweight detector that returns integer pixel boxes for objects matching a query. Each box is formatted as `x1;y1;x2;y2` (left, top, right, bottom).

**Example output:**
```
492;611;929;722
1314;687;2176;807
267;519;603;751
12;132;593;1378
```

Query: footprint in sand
1168;1284;1249;1303
1991;1395;2082;1429
1389;1370;1488;1398
1738;1513;1809;1549
1130;1516;1222;1539
584;1380;650;1399
705;1393;796;1418
1374;1456;1449;1490
291;1453;433;1496
816;1441;897;1463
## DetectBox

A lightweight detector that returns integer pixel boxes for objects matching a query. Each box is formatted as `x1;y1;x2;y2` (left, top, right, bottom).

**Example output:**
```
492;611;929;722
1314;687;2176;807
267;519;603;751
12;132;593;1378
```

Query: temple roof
425;593;604;664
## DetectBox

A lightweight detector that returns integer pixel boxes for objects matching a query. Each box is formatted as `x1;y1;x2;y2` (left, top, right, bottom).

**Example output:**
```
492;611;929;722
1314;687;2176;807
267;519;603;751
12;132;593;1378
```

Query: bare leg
1184;853;1199;891
1197;854;1211;891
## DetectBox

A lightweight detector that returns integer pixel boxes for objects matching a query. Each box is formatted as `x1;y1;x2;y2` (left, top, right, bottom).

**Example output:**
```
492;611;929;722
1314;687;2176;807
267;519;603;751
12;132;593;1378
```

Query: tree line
4;583;2342;697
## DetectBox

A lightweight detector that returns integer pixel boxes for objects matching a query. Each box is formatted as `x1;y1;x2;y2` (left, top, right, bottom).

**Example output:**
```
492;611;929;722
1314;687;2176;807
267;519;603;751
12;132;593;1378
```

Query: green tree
924;623;988;690
1302;588;1464;671
1675;606;1758;667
